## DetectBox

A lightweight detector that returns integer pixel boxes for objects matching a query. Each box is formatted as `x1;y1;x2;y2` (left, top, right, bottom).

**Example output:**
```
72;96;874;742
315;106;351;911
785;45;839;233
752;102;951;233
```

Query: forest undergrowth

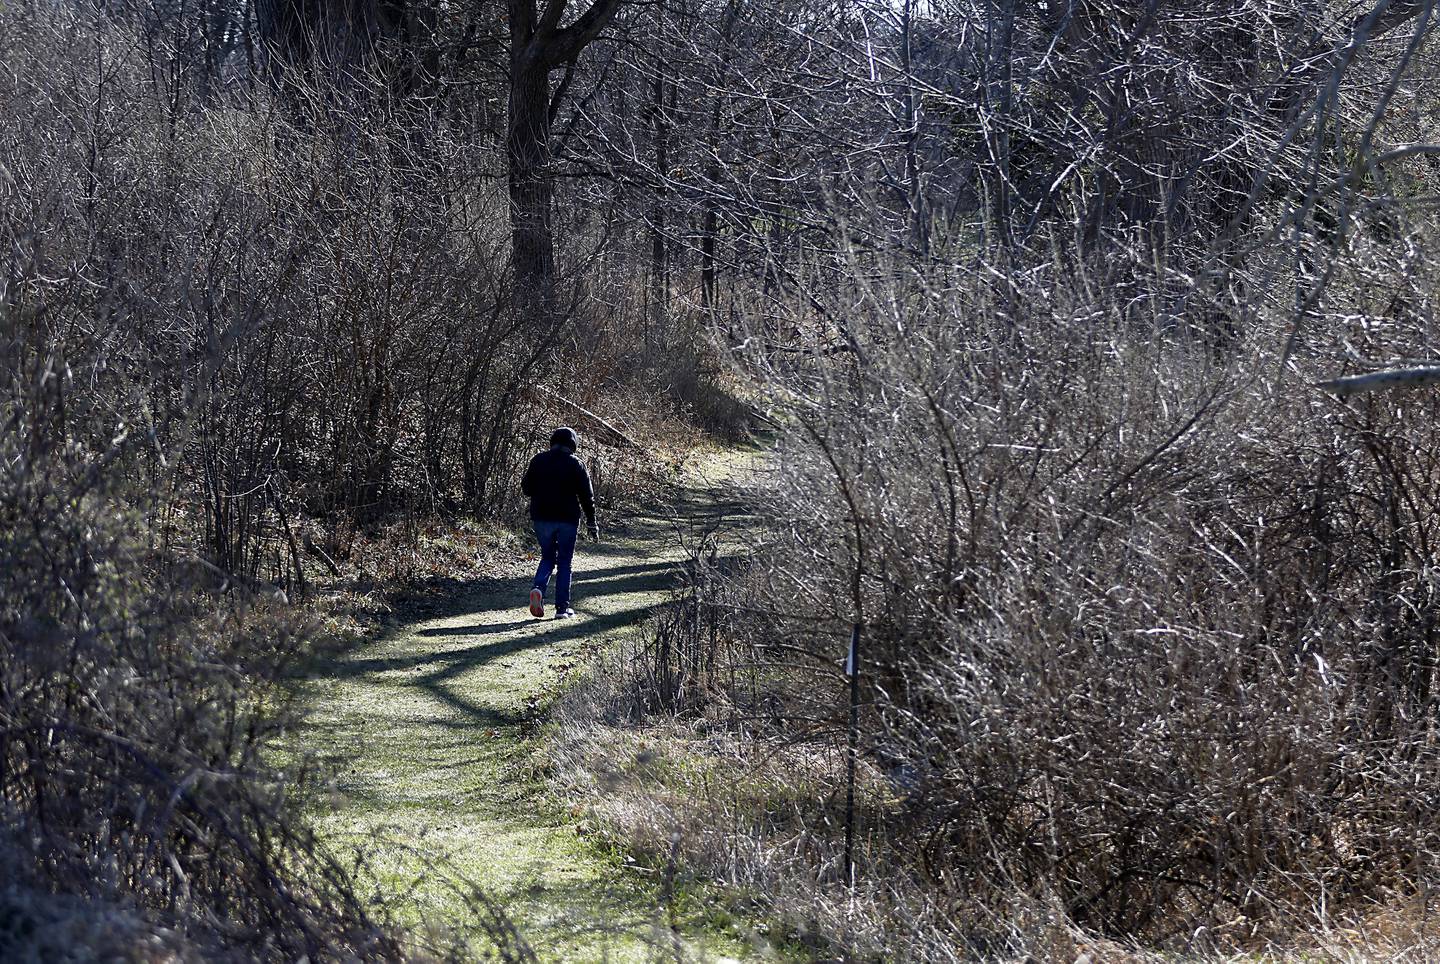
0;2;739;953
554;303;1440;961
11;0;1440;958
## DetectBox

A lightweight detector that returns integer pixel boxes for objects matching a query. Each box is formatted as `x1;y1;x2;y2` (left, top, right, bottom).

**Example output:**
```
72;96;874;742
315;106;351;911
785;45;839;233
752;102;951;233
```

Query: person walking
521;426;599;619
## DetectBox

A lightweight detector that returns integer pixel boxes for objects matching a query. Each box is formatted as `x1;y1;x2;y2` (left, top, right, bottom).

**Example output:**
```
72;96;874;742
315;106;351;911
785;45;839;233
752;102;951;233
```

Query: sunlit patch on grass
298;479;767;961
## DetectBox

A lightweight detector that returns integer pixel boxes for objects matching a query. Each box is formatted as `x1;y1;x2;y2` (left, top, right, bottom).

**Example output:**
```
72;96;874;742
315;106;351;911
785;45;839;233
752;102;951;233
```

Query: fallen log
302;534;342;576
531;385;643;450
1316;366;1440;397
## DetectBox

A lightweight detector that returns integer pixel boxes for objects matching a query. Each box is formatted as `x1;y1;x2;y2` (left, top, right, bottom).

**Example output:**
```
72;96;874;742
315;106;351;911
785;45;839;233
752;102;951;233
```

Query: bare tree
506;0;627;322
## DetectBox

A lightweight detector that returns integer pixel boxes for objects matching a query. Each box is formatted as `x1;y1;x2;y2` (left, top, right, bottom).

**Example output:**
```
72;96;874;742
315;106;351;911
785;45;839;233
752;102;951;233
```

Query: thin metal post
843;620;861;888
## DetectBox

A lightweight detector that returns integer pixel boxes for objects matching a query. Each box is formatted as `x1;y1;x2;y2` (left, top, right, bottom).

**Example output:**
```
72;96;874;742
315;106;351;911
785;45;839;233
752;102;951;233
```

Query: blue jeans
532;519;578;610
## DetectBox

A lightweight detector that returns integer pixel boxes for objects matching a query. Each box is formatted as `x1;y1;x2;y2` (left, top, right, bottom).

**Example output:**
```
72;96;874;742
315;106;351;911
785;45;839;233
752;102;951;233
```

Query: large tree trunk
507;50;558;325
503;0;626;327
699;0;740;316
647;59;669;347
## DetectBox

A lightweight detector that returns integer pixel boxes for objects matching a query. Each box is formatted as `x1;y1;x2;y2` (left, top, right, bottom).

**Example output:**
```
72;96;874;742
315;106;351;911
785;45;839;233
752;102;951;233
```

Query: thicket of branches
0;0;729;952
11;0;1440;954
575;0;1440;956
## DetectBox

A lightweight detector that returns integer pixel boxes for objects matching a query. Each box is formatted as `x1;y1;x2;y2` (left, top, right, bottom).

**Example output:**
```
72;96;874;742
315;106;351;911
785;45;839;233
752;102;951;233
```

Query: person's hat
550;426;579;451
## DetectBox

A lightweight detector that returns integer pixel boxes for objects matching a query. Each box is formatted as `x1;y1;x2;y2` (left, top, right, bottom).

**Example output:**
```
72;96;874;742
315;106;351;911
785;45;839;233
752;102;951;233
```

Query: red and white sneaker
529;589;545;618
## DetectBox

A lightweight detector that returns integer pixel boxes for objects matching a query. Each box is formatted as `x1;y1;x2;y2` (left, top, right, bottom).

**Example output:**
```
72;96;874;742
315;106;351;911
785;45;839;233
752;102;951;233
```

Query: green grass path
303;452;763;962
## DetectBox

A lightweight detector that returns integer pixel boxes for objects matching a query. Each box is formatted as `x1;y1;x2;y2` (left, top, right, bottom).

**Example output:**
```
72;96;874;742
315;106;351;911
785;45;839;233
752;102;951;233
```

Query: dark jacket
521;446;596;525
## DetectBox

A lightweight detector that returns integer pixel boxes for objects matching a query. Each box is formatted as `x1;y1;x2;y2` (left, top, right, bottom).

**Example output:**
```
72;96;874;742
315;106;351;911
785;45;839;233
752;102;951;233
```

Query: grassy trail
303;450;763;962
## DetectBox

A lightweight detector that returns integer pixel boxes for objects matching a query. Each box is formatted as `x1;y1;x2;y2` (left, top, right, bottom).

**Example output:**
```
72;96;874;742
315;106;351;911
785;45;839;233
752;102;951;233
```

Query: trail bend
305;449;765;962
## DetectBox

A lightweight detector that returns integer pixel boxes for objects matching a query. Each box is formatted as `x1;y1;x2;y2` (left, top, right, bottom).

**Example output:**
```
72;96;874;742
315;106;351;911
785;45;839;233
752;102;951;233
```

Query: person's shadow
312;557;695;730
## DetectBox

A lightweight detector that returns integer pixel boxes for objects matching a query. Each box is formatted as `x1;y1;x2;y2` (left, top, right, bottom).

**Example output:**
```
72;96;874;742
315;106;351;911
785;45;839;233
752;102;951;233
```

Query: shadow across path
328;595;659;683
298;445;769;961
315;564;682;732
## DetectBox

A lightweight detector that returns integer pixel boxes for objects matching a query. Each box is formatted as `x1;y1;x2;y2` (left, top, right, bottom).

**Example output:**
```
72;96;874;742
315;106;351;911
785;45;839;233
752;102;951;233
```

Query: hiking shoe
556;607;575;619
529;589;545;618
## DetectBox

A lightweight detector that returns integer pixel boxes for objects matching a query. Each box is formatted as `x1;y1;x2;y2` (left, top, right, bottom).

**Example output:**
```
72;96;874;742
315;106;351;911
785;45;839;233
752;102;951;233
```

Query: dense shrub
583;230;1440;953
730;256;1440;945
0;333;415;957
0;11;548;952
